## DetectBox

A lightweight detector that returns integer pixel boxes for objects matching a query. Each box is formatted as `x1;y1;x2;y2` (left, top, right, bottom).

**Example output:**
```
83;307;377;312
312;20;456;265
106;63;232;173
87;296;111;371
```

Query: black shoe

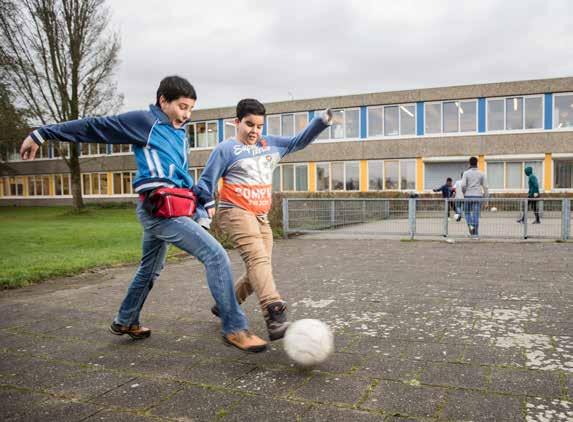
532;220;541;224
109;322;151;340
516;219;523;223
211;304;220;318
264;301;290;341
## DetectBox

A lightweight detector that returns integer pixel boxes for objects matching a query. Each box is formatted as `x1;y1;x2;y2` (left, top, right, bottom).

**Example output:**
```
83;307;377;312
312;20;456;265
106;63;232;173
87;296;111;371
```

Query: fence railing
282;197;571;241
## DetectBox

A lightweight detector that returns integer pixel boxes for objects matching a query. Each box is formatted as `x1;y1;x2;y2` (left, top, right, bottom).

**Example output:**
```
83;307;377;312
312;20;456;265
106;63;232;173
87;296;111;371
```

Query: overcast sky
108;0;573;112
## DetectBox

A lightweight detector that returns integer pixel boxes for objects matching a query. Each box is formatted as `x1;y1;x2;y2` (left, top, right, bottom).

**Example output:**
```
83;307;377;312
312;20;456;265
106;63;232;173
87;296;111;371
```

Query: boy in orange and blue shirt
198;99;332;340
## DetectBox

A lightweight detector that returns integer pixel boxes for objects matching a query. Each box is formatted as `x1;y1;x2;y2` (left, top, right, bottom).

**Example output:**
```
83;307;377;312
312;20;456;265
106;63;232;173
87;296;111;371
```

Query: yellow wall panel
308;162;316;192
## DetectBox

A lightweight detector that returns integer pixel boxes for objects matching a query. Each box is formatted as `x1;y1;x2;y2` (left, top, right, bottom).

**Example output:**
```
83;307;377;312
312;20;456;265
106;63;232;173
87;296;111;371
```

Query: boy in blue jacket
19;76;267;353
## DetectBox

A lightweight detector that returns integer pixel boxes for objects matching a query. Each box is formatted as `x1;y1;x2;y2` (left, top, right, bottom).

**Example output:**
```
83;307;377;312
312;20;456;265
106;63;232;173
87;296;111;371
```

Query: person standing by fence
433;177;455;218
462;157;488;239
517;166;541;224
452;173;464;222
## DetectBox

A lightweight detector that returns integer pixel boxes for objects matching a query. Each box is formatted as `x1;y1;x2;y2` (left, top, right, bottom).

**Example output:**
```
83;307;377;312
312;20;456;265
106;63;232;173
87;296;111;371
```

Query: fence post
408;197;417;240
362;200;366;223
443;199;449;237
562;198;571;241
282;198;289;239
523;199;528;239
330;200;336;229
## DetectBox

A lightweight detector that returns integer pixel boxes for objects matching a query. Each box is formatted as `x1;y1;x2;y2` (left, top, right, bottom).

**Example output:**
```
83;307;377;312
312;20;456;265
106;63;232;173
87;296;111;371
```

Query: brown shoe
223;330;267;353
109;322;151;340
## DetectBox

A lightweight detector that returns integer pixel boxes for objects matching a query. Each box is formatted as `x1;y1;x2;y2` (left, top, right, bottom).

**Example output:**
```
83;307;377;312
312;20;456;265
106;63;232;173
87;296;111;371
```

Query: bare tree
0;81;30;160
0;0;122;211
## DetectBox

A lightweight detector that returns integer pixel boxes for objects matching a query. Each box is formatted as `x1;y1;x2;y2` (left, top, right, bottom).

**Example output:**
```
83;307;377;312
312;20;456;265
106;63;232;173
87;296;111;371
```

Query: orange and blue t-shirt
196;115;329;215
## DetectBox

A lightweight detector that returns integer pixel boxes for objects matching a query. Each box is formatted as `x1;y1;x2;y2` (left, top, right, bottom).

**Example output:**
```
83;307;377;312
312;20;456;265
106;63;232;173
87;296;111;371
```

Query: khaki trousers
217;207;280;310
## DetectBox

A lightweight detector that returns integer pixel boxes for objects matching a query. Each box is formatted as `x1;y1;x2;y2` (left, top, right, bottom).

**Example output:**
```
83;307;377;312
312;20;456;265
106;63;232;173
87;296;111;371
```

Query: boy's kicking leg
215;207;289;341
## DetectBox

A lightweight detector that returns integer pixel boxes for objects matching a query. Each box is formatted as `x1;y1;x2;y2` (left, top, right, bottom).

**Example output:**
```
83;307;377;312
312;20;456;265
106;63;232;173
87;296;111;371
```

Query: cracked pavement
1;239;572;421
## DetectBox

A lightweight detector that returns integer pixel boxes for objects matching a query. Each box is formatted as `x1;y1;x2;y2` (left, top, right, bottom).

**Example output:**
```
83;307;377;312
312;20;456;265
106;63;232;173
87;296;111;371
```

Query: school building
1;76;573;205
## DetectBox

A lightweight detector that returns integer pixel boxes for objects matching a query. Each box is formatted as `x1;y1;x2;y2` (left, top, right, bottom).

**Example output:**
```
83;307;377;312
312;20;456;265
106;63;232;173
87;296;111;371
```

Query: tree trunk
68;143;84;212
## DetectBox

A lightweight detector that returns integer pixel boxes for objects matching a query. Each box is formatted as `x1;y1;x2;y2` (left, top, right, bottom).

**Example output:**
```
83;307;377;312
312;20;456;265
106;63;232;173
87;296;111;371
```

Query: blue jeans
454;200;463;217
464;196;482;235
115;201;248;335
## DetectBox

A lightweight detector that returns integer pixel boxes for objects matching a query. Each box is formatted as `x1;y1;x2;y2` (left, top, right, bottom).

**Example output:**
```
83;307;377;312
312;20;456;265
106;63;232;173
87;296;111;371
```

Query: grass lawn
0;206;179;289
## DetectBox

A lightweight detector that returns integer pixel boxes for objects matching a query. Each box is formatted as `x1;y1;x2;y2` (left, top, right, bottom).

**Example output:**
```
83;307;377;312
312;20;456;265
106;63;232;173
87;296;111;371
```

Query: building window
189;167;204;184
281;114;294;137
425;103;442;134
368;160;416;190
28;175;51;196
487;162;504;189
272;166;280;192
384;161;399;189
442;100;477;133
384;106;399;136
81;143;108;156
316;163;329;191
525;96;543;129
281;163;308;192
426;100;477;134
487;95;544;131
5;176;24;196
111;144;132;154
331;162;344;190
81;173;109;195
554;159;573;189
52;141;70;158
400;105;416;135
486;160;543;190
367;107;383;137
368;160;384;190
315;161;360;191
487;98;505;131
54;174;71;196
554;93;573;129
111;172;133;195
188;121;218;148
401;160;416;190
224;119;237;140
316;108;360;140
367;104;416;137
266;112;308;137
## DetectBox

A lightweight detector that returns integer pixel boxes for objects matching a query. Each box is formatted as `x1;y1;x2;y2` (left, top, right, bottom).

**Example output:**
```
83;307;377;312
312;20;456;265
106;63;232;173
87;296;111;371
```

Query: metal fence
282;197;572;241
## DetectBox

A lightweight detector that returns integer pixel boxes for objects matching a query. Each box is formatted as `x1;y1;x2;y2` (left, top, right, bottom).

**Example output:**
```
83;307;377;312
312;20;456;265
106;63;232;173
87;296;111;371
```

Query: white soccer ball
490;207;498;212
284;319;334;367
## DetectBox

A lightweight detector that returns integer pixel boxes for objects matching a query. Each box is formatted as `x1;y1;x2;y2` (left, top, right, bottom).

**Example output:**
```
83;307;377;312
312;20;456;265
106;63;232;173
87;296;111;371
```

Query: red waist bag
144;187;197;218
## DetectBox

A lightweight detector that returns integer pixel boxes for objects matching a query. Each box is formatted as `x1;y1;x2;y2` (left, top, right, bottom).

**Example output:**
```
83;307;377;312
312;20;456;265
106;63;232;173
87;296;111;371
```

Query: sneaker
223;330;267;353
516;219;523;224
211;304;220;318
532;220;541;224
454;213;461;222
109;322;151;340
468;225;475;236
264;301;291;341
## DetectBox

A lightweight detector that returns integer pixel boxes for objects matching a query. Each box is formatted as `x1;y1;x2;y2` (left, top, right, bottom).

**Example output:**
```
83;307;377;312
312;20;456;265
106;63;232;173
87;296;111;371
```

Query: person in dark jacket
517;166;541;224
433;177;454;217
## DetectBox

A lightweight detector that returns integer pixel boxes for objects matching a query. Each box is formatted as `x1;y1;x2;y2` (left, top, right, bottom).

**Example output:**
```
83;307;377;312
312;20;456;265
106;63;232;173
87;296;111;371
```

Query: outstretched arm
271;109;332;157
20;111;152;160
